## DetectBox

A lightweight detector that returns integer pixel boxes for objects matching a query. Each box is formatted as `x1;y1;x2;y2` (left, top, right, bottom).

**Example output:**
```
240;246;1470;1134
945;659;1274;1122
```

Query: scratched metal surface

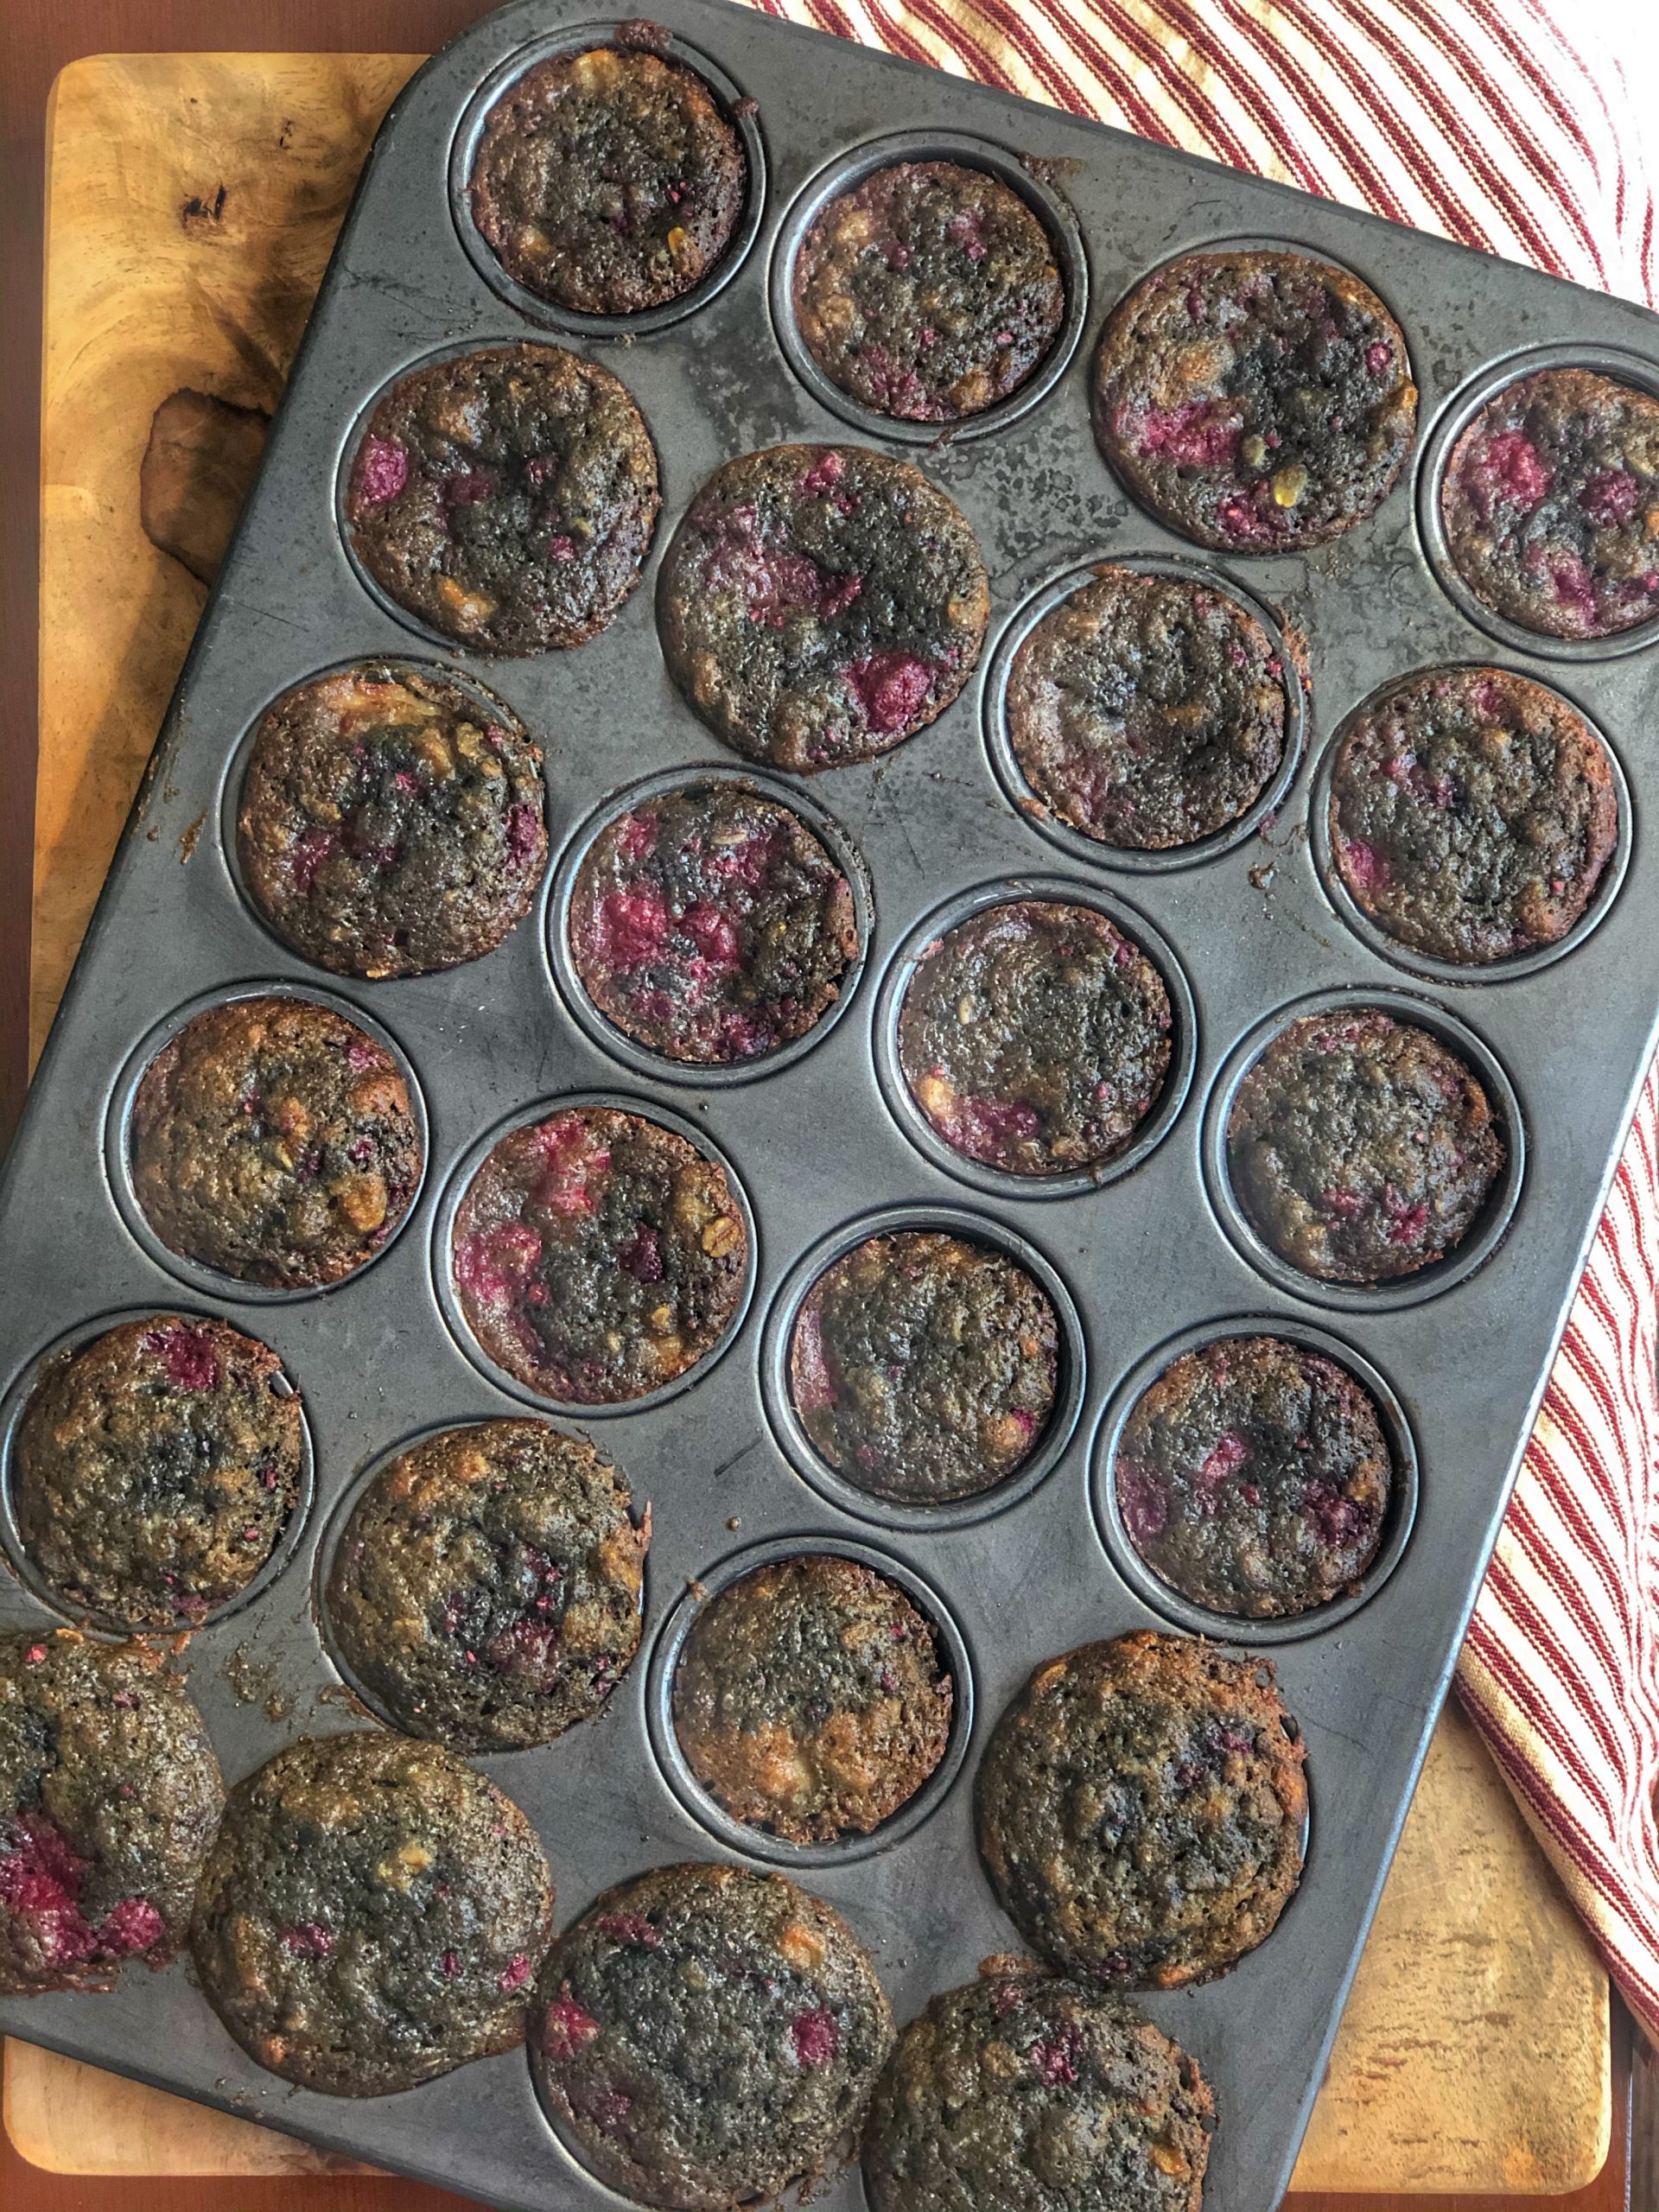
3;4;1658;2207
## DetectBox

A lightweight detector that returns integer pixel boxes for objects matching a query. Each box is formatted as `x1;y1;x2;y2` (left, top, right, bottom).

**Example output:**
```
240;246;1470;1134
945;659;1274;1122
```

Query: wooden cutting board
8;47;1612;2196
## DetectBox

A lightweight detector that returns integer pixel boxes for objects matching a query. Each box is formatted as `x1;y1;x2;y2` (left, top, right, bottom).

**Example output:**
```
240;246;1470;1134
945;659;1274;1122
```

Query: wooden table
0;10;1639;2210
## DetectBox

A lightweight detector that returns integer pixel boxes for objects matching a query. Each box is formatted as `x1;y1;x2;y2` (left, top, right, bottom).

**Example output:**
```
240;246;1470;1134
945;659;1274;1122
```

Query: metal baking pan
3;2;1659;2205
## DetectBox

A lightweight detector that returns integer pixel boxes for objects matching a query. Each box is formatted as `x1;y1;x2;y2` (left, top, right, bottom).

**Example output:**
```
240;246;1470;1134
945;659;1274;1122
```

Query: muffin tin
3;0;1658;2205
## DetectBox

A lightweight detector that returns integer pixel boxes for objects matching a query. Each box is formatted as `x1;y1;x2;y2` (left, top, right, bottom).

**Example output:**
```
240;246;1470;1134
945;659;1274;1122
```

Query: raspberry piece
543;1987;602;2060
1580;469;1639;526
1116;1459;1169;1545
800;450;845;494
100;1897;164;1956
1460;429;1551;521
595;887;670;967
846;650;934;734
353;435;408;512
596;1913;659;1948
791;2006;840;2066
497;1952;533;1993
506;802;543;868
1341;836;1390;897
617;1224;664;1282
1134;400;1241;468
139;1324;220;1391
1030;2022;1084;2085
1195;1431;1250;1505
280;1923;334;1957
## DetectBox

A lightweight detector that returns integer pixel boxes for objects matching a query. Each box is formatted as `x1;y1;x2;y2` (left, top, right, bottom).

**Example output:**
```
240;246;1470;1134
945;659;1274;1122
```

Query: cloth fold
744;0;1659;2040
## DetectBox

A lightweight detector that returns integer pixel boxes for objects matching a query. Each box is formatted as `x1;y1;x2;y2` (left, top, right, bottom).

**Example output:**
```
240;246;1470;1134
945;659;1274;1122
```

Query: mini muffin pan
2;2;1658;2207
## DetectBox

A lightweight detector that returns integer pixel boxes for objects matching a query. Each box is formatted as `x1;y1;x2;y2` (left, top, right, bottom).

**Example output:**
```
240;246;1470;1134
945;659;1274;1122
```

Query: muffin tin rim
331;331;664;660
980;548;1309;876
0;1302;318;1641
767;125;1091;448
1415;340;1659;663
1306;659;1634;987
1199;982;1528;1313
102;977;433;1306
870;872;1198;1200
447;16;771;339
758;1198;1088;1533
217;652;550;982
312;1411;652;1753
428;1085;760;1417
545;758;876;1088
1088;1312;1421;1647
643;1528;976;1870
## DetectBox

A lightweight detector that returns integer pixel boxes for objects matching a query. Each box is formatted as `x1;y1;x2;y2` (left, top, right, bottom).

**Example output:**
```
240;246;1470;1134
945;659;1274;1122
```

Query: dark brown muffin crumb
976;1631;1306;1988
1225;1009;1506;1284
1328;666;1617;964
129;995;423;1290
469;44;747;317
672;1554;953;1840
568;780;860;1063
1;1634;223;1996
14;1316;303;1630
791;1230;1059;1505
898;899;1173;1177
326;1420;648;1751
1115;1335;1392;1618
1440;366;1659;639
237;663;547;979
532;1861;893;2210
793;160;1065;422
346;342;659;655
658;444;990;772
191;1732;554;2095
450;1105;747;1404
863;1969;1213;2212
1007;565;1289;849
1095;249;1416;550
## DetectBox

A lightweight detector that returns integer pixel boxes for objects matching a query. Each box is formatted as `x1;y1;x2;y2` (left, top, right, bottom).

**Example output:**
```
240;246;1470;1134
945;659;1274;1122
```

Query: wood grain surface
1;32;1617;2207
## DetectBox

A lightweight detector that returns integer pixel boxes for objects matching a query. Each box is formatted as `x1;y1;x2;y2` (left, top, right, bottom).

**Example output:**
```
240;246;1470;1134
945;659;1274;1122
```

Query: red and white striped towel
741;0;1659;2043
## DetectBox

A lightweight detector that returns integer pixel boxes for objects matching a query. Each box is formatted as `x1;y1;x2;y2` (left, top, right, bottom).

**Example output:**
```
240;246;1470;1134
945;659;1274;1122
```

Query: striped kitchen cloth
739;0;1659;2042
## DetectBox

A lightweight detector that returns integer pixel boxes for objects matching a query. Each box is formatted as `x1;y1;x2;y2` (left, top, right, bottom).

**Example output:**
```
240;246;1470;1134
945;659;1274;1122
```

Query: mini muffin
1115;1335;1393;1618
14;1315;303;1630
793;160;1065;423
237;663;548;978
129;995;422;1290
568;780;860;1063
346;342;660;655
532;1861;893;2209
1226;1009;1506;1284
863;1970;1213;2212
897;899;1173;1177
1440;366;1659;639
658;444;990;772
1095;249;1417;550
190;1732;554;2095
326;1420;648;1751
468;40;747;317
450;1105;747;1404
1007;565;1290;849
0;1633;223;1996
1328;666;1617;964
791;1230;1059;1505
976;1631;1306;1987
672;1555;953;1841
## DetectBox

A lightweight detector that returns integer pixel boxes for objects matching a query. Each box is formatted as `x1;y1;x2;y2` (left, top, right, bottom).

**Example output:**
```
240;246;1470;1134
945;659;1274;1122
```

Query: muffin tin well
3;2;1659;2209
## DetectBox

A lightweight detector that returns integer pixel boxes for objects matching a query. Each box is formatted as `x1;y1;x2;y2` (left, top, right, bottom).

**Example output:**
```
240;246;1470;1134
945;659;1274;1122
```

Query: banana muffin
657;444;990;772
897;899;1173;1177
1328;666;1617;964
325;1420;648;1751
792;160;1065;422
976;1631;1306;1987
191;1732;554;2095
1094;248;1417;550
532;1860;893;2209
1006;565;1291;849
450;1105;747;1404
671;1554;953;1840
1440;365;1659;639
13;1315;304;1630
568;779;860;1064
863;1969;1213;2212
1114;1334;1393;1618
468;40;747;316
1225;1008;1507;1284
237;663;548;978
346;342;659;654
1;1633;223;1995
129;995;422;1290
790;1230;1060;1505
